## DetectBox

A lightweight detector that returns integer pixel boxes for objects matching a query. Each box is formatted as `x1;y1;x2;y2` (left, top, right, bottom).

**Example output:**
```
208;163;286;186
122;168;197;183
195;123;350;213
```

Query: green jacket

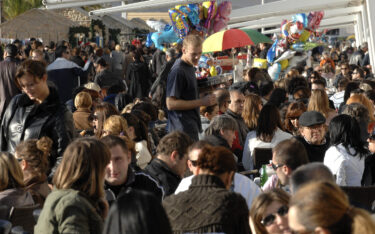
34;189;103;234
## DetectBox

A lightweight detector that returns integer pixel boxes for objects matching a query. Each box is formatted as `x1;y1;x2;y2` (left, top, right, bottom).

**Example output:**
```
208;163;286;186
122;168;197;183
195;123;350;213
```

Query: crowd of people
0;32;375;234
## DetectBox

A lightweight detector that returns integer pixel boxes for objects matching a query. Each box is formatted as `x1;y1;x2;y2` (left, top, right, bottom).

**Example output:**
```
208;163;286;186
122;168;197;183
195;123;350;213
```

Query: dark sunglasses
189;159;198;167
261;205;289;226
271;162;284;171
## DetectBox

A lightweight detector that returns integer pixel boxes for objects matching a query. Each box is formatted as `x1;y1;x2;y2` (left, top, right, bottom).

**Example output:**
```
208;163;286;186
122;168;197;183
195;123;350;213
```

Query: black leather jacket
0;85;74;178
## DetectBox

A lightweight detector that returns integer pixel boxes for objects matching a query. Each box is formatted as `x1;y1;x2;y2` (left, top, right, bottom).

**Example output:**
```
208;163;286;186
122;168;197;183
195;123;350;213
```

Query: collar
190;174;226;189
153;158;180;179
226;109;241;119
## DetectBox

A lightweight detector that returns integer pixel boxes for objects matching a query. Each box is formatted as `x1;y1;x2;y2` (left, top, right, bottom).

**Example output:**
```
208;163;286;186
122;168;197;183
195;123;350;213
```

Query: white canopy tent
42;0;375;72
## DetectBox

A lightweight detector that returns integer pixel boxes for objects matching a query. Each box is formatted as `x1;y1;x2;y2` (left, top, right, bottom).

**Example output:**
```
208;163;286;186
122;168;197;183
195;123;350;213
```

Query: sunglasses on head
261;205;289;226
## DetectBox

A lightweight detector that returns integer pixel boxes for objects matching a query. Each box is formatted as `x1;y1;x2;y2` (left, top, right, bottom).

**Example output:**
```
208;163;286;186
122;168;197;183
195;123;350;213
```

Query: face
341;65;349;75
300;124;326;145
288;206;307;234
187;148;201;175
173;152;188;178
63;49;71;60
221;129;236;148
288;116;300;129
311;83;324;91
182;44;202;66
92;112;99;133
272;153;288;186
206;105;219;121
228;91;245;115
105;145;131;186
263;201;291;234
18;73;47;102
352;69;362;80
31;52;43;61
367;138;375;153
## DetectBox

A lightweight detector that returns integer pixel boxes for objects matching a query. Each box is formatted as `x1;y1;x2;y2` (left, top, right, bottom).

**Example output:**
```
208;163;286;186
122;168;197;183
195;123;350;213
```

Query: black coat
126;61;152;100
105;168;164;202
144;158;181;197
0;85;74;177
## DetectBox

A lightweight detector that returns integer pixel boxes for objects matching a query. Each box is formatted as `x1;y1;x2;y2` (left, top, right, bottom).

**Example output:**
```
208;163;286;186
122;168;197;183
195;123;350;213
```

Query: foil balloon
292;13;308;28
268;63;281;81
307;11;324;31
253;58;267;69
178;4;201;31
280;59;289;71
199;55;209;68
202;1;217;30
289;23;303;41
267;39;278;63
274;50;296;63
291;42;304;52
299;29;311;42
213;1;232;33
151;25;180;51
145;33;153;48
281;21;291;38
146;20;167;32
169;8;189;40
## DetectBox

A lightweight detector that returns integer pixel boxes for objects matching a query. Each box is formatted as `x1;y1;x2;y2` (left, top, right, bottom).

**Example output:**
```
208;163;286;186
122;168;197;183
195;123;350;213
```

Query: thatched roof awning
0;8;78;43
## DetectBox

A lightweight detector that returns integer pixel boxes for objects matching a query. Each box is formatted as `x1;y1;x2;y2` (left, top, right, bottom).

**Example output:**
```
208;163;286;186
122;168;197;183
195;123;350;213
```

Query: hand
201;94;217;106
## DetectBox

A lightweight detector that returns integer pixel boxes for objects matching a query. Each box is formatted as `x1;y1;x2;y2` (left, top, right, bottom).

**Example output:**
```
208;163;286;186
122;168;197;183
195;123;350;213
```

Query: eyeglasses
189;159;198;167
271;162;284;171
261;205;289;226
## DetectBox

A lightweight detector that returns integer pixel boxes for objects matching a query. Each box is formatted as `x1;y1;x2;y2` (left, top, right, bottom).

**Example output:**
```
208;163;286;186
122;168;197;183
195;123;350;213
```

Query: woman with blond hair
242;93;262;131
249;189;291;234
102;115;129;138
15;136;53;206
289;181;375;234
92;102;119;138
307;89;337;125
35;138;111;234
0;152;34;207
73;91;93;131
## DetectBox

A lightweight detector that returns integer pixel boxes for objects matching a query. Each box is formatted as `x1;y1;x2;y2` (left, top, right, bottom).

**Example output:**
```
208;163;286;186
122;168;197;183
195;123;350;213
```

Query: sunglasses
261;205;289;226
271;162;284;171
190;159;198;167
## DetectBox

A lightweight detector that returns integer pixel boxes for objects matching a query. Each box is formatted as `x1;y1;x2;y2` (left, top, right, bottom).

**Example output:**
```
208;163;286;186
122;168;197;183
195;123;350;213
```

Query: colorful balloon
253;58;268;69
213;1;232;33
267;39;278;63
292;13;308;28
268;63;281;81
150;25;180;51
274;50;296;63
299;29;311;42
307;11;324;31
280;59;289;71
169;8;189;40
202;1;217;30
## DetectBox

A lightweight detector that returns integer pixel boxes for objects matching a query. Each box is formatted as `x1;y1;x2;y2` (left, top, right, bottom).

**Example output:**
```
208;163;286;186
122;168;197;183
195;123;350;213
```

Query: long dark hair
329;114;368;158
103;189;172;234
256;104;283;142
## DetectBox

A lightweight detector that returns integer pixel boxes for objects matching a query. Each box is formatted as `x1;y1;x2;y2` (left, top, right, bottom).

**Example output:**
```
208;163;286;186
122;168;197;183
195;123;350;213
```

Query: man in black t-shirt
166;34;216;141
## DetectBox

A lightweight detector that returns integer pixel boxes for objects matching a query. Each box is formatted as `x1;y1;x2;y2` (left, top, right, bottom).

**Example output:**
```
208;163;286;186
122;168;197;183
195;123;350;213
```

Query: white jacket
242;128;292;170
324;144;365;186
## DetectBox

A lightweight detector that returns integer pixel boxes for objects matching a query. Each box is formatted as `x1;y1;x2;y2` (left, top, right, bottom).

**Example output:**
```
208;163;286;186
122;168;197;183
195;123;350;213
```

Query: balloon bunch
266;11;324;80
146;1;232;51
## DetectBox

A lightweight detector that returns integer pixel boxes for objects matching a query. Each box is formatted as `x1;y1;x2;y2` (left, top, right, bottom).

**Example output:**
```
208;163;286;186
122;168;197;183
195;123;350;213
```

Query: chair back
8;204;39;234
253;148;273;171
341;186;375;212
